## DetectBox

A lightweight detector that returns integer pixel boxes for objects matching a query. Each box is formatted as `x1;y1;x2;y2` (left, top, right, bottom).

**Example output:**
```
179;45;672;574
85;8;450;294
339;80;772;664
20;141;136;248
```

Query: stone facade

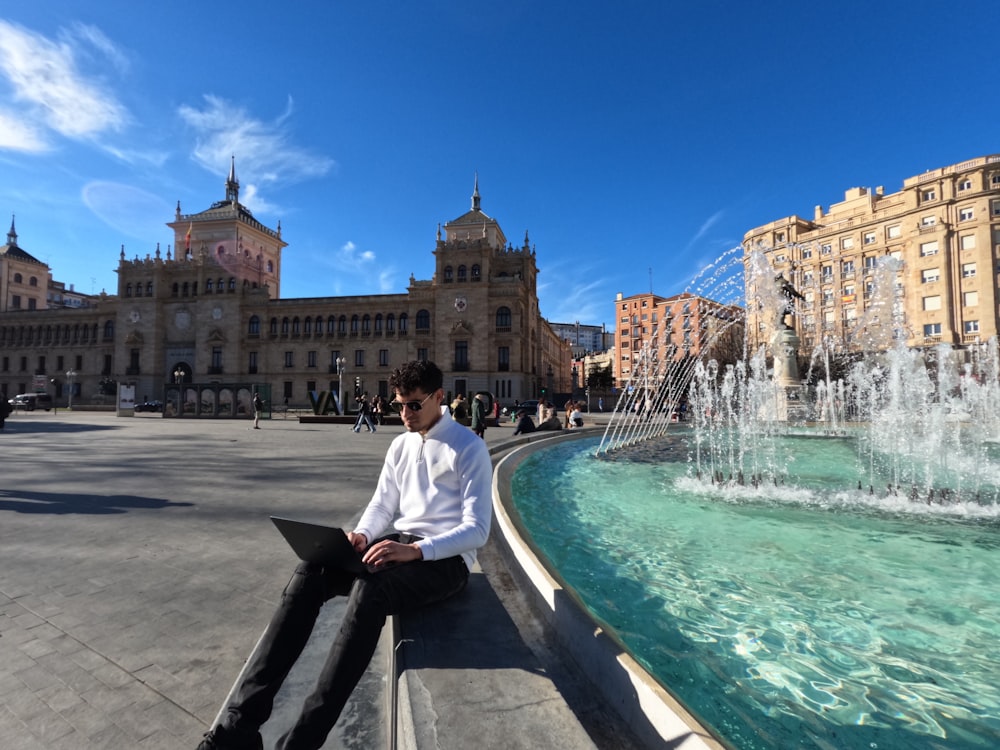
743;154;1000;354
0;169;570;413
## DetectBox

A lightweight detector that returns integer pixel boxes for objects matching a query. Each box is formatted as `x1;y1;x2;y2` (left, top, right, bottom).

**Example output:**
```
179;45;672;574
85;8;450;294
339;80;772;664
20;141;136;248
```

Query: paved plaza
0;410;529;749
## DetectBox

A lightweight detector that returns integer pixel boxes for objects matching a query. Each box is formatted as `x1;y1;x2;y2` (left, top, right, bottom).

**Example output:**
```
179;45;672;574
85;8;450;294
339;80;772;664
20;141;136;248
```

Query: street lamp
174;368;184;384
66;369;77;410
335;356;346;415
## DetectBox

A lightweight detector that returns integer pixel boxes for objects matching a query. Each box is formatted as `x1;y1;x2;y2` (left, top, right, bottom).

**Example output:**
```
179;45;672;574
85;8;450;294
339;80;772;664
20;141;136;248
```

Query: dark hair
389;360;443;395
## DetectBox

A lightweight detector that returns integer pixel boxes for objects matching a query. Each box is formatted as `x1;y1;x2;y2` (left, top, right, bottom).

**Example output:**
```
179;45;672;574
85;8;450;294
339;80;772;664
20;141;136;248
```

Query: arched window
228;277;236;291
398;313;408;335
338;315;347;335
135;283;143;298
269;317;278;335
13;273;22;283
103;320;115;339
361;314;371;335
267;260;274;273
328;317;337;335
457;265;467;282
374;313;383;335
444;266;454;282
28;276;38;287
146;282;153;296
182;282;189;297
496;306;512;331
415;309;430;331
292;317;301;335
206;278;214;293
304;317;312;335
217;245;225;256
248;315;261;335
126;284;133;297
172;282;179;297
386;313;395;334
350;315;359;335
281;317;290;335
471;264;481;281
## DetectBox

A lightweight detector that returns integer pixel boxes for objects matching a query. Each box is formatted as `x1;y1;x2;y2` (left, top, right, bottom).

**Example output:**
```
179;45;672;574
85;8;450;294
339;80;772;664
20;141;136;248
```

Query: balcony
452;361;471;372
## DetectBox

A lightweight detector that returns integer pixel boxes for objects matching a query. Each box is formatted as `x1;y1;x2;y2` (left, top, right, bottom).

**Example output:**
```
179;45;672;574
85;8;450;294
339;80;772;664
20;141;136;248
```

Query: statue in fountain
774;273;805;330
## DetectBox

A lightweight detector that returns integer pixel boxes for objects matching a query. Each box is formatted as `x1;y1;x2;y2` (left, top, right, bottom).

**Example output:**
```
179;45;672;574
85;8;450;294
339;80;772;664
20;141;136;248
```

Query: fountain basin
501;430;1000;750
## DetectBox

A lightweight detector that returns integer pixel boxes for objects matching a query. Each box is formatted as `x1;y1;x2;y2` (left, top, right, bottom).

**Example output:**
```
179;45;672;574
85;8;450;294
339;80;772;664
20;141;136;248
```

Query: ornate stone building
1;218;49;313
743;154;1000;354
0;167;570;415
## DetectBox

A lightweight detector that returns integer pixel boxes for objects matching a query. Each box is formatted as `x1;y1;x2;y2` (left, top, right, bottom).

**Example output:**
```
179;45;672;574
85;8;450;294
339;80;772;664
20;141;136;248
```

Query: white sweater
354;411;492;570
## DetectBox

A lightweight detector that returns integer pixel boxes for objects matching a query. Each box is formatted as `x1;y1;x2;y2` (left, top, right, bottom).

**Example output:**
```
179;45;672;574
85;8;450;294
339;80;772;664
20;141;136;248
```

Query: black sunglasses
390;392;436;413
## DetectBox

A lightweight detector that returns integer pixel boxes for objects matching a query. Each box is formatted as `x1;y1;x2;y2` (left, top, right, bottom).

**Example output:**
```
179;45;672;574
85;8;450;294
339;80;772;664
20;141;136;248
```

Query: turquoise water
511;433;1000;749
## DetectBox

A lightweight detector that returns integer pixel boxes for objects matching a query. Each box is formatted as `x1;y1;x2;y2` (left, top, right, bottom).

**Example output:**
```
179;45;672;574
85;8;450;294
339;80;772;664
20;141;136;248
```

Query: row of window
124;278;252;298
1;353;101;375
0;321;114;347
249;307;516;337
442;264;482;282
922;322;982;336
8;273;40;286
246;345;513;373
775;211;993;259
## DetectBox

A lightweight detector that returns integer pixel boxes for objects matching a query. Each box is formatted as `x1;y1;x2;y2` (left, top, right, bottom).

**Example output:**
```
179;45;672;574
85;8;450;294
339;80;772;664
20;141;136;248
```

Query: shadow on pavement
0;420;120;435
0;488;194;514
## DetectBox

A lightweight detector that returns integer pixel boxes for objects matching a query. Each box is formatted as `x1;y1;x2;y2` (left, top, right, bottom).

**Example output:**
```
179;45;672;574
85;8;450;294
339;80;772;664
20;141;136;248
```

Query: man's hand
361;539;423;568
347;531;368;553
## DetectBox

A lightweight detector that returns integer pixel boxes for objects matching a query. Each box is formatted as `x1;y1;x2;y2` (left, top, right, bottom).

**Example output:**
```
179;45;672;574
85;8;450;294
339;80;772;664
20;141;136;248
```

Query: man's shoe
196;724;263;750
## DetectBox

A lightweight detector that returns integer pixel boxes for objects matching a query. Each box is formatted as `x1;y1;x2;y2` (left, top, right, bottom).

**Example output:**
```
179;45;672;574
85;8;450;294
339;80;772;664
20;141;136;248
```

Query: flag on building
185;222;193;252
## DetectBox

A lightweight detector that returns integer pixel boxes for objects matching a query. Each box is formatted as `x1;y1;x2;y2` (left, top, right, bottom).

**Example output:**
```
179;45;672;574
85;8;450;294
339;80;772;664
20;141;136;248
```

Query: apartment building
743;154;1000;354
613;291;743;388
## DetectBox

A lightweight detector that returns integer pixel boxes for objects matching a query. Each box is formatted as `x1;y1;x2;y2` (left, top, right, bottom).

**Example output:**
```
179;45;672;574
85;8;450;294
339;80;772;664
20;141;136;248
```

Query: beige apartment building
613;291;743;389
743;154;1000;355
0;168;570;414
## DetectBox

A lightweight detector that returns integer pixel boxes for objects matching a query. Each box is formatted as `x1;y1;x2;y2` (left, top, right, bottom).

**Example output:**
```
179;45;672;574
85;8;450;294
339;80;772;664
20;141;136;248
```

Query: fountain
503;247;1000;749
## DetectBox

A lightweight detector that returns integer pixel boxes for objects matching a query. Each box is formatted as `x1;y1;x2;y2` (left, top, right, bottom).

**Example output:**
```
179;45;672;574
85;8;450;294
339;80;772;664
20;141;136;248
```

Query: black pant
220;535;468;750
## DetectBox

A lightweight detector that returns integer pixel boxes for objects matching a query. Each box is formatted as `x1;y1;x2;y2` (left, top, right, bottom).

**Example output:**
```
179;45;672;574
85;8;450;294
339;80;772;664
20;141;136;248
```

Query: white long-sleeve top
354;411;492;570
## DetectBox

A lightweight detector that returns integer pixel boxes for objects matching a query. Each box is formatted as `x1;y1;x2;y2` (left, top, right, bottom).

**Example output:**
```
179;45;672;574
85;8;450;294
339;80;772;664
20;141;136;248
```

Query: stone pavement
0;410;624;749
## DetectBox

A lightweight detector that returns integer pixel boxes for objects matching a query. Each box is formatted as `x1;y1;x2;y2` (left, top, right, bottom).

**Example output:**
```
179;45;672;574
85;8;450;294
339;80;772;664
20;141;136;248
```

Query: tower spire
471;172;481;212
6;214;16;247
225;156;240;204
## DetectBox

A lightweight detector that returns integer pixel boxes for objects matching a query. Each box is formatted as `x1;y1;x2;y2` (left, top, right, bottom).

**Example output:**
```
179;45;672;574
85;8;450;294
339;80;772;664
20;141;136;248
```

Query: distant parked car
8;393;53;411
134;400;163;412
517;399;541;414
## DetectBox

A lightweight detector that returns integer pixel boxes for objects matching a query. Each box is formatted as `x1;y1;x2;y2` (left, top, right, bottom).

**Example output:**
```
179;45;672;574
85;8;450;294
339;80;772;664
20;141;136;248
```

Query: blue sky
2;1;999;330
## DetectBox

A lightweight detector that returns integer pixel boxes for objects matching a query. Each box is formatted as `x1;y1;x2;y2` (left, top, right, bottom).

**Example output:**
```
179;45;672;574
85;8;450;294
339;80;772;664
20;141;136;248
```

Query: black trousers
220;535;469;749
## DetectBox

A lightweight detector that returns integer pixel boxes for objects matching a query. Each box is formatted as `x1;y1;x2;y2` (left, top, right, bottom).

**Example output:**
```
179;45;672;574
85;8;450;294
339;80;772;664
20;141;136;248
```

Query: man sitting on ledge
197;360;493;750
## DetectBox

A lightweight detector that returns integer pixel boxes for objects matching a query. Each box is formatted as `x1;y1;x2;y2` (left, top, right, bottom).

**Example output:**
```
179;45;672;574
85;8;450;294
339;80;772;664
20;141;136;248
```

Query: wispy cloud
539;273;614;325
81;181;174;244
178;94;334;214
324;240;399;295
0;20;129;151
683;209;724;254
